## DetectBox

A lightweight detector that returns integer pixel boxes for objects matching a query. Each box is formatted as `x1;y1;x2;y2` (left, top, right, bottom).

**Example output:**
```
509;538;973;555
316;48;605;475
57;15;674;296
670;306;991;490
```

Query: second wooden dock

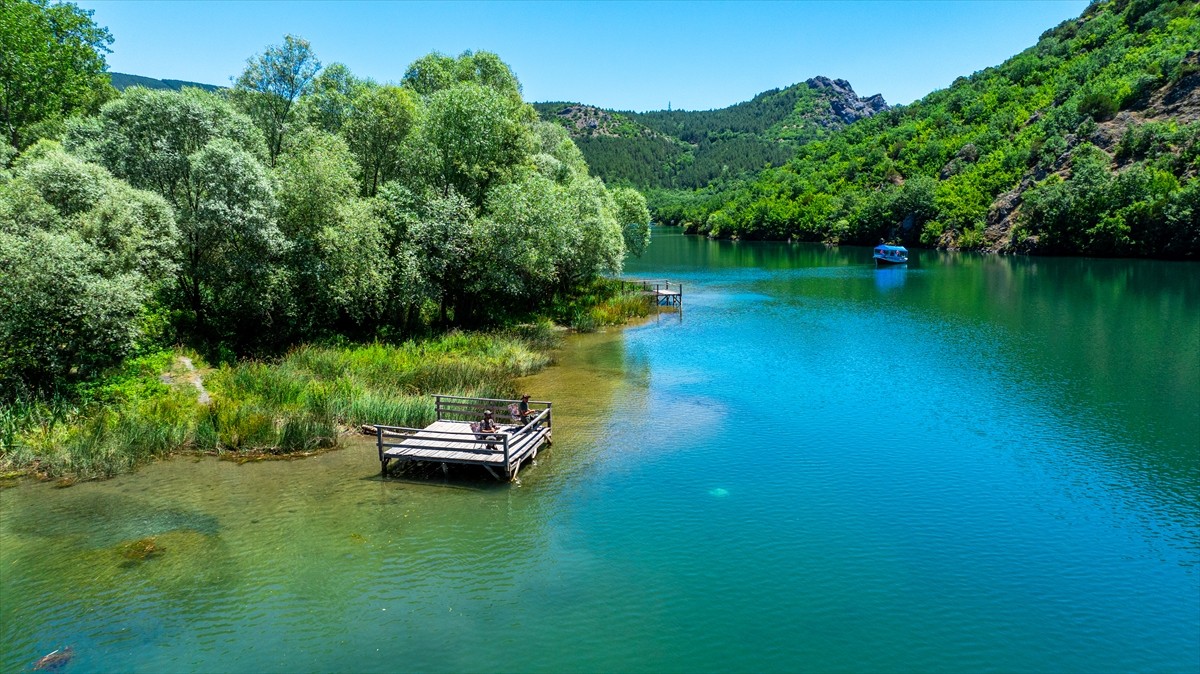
631;279;683;306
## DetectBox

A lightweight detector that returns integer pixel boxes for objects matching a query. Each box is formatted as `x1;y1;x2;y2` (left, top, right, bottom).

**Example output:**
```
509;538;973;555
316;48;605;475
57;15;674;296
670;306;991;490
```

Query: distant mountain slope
661;0;1199;259
534;78;887;190
110;72;222;93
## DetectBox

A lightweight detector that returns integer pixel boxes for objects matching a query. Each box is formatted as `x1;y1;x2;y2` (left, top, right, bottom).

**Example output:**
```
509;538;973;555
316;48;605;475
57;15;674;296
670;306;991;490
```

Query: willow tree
232;34;321;165
418;82;536;207
67;88;283;345
297;62;363;134
275;128;393;335
401;50;521;100
344;84;417;197
0;142;175;397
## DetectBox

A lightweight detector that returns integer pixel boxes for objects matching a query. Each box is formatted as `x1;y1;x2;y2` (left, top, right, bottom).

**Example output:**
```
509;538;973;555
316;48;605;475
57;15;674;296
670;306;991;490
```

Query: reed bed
0;329;560;480
553;279;651;333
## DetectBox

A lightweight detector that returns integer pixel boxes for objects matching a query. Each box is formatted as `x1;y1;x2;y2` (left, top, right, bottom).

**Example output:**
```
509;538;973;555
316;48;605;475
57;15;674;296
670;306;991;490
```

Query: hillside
657;0;1200;259
534;77;887;190
109;72;222;92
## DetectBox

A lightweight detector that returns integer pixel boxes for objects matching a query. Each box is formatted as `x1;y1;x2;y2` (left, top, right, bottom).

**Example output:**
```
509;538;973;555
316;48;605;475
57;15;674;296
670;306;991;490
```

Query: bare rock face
552;104;617;136
1147;50;1200;124
805;76;890;125
981;55;1198;253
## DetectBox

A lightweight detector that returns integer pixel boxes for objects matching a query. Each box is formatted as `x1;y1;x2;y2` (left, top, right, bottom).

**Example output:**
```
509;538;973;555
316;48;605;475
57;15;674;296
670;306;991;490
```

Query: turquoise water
2;229;1198;672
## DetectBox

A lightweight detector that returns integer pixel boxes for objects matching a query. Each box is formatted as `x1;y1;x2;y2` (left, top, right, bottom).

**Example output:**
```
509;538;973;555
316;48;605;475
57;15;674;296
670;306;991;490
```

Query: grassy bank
553;278;652;332
0;324;558;482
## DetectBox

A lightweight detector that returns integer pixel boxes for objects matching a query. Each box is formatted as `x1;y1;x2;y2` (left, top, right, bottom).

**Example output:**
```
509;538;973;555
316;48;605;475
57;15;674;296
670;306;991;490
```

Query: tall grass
553;278;651;332
0;329;561;480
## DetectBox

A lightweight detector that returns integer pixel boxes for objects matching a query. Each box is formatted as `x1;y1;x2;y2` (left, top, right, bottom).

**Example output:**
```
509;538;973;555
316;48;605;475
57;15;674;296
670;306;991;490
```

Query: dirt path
177;356;212;405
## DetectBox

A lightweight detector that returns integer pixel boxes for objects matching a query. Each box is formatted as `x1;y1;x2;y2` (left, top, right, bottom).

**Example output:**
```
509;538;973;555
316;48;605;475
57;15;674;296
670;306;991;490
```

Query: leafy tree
557;176;625;287
1078;90;1118;122
612;186;651;257
68;88;279;343
316;198;394;331
232;34;321;165
10;141;178;281
401;52;458;97
185;138;284;345
343;84;417;196
532;121;589;181
0;229;144;397
0;0;113;148
418;82;536;207
483;173;570;301
380;184;477;324
275;128;391;335
68;87;266;194
297;62;363;134
0;141;173;397
402;50;521;99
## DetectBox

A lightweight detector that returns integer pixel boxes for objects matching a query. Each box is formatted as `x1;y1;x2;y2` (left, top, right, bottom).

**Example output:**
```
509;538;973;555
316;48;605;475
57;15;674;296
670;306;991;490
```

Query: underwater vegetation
118;536;162;563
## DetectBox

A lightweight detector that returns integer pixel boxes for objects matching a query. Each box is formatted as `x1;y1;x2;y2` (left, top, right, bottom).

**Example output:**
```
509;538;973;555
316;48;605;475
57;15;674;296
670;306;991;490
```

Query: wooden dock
375;395;552;481
632;279;683;306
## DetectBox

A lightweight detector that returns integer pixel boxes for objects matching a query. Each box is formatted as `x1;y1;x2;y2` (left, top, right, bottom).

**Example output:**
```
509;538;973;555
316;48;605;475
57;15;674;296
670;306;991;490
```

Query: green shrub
957;227;986;250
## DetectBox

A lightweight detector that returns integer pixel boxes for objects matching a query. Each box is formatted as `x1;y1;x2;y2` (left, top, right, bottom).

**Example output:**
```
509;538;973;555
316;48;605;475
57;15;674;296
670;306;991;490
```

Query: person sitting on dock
518;394;532;425
478;410;501;450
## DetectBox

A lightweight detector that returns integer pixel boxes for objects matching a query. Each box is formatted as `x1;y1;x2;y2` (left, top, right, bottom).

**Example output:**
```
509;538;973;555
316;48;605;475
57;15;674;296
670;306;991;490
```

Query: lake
2;228;1197;673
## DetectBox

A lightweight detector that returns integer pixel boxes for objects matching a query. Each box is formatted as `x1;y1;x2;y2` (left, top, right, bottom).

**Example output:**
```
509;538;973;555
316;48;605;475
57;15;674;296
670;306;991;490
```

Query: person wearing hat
517;394;532;426
479;409;500;450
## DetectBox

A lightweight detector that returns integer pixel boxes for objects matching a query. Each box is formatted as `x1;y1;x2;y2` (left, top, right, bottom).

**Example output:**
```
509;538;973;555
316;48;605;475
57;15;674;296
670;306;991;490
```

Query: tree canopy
2;36;652;396
0;0;113;148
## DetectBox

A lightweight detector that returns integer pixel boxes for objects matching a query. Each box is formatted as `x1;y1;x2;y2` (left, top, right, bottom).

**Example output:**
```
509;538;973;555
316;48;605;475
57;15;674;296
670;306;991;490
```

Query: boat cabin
873;244;909;265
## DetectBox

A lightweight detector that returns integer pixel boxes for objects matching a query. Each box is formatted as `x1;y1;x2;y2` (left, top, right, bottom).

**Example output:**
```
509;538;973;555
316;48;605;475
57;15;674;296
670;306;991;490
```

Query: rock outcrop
547;104;654;138
805;76;890;126
983;61;1199;254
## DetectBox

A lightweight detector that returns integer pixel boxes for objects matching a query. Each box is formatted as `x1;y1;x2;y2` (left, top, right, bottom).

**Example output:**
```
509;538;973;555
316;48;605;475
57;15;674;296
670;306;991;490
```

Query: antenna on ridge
668;101;671;112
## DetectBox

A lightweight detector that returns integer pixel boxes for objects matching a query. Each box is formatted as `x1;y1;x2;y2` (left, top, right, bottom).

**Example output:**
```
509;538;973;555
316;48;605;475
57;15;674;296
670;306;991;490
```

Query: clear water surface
2;228;1198;673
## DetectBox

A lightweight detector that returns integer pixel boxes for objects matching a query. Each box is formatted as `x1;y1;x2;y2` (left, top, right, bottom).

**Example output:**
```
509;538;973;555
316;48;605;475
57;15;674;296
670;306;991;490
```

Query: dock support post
378;426;386;478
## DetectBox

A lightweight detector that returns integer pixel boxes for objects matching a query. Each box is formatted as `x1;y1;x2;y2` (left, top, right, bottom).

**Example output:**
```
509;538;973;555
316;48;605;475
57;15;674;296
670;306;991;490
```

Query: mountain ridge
109;72;223;93
533;77;888;190
655;0;1200;259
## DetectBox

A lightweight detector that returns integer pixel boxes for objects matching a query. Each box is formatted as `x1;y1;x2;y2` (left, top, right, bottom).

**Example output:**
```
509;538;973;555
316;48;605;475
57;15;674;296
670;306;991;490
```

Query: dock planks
375;396;553;481
630;278;683;306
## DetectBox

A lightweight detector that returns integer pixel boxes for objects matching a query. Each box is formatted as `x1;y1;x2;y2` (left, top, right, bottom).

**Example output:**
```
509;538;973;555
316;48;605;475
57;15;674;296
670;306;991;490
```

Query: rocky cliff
804;76;890;127
984;51;1200;254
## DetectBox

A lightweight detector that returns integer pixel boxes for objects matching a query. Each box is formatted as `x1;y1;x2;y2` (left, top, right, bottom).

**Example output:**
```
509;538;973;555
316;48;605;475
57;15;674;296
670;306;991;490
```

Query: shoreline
0;285;654;485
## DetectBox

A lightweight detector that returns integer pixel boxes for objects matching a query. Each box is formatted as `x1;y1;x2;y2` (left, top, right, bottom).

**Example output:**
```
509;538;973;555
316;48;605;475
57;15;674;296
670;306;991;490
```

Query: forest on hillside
536;80;887;191
0;0;650;402
655;0;1199;258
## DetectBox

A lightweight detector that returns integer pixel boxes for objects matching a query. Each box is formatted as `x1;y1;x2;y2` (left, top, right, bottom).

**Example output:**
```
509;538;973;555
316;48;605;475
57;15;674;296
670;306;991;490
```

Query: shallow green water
3;229;1198;673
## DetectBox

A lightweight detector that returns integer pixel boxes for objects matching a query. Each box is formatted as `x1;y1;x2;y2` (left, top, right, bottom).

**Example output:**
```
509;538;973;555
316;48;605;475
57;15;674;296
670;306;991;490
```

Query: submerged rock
33;646;72;671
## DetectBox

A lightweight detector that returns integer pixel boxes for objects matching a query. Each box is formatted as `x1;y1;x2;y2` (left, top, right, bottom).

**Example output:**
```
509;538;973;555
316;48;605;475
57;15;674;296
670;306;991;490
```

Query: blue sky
80;1;1090;112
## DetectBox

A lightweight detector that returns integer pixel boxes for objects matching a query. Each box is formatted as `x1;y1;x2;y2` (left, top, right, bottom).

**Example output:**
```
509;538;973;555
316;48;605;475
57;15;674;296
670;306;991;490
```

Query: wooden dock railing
435;394;552;428
627;278;683;306
375;395;553;481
